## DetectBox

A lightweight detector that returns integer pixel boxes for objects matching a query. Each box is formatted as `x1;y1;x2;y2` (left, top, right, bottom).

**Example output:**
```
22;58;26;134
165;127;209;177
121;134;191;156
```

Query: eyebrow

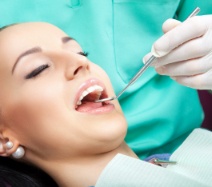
61;36;74;43
12;36;74;74
12;47;42;74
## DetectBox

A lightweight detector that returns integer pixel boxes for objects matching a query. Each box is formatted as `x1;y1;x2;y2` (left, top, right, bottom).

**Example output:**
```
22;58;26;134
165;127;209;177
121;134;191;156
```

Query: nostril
74;66;83;75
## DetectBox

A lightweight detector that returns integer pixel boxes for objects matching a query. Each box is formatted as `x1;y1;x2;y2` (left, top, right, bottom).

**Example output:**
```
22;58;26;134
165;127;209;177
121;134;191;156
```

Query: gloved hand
143;15;212;90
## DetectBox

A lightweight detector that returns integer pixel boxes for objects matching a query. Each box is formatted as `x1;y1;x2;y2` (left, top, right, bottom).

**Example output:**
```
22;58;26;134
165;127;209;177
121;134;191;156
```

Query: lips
74;78;114;114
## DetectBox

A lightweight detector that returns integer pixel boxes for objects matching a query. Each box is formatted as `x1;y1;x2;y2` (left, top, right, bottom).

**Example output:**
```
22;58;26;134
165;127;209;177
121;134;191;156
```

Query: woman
0;22;139;187
1;1;212;160
0;22;211;187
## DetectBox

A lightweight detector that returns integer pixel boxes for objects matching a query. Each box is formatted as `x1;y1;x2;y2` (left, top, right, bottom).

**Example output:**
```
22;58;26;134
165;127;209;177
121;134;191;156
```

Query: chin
96;112;127;144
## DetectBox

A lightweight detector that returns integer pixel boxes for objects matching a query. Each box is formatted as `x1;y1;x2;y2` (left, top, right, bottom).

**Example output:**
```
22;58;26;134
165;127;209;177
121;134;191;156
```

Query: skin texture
0;22;137;187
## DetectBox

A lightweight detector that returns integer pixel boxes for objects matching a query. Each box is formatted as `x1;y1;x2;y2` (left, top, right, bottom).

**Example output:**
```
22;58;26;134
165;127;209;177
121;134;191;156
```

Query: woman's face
0;23;127;161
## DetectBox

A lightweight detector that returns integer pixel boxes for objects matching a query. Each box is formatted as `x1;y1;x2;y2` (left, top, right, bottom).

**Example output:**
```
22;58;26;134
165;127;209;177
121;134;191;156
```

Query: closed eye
25;64;50;79
78;51;88;57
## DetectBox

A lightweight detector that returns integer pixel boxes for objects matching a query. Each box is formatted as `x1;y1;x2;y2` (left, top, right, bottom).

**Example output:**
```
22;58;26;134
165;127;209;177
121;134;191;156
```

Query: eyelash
78;51;88;57
25;64;50;79
25;51;88;79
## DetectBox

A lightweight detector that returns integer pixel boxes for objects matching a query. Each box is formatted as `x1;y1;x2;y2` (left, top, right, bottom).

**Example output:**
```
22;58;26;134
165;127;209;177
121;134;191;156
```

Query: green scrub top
0;0;211;159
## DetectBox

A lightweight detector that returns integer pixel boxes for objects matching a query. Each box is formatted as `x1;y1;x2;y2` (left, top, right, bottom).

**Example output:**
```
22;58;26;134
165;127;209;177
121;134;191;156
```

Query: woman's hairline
0;24;17;32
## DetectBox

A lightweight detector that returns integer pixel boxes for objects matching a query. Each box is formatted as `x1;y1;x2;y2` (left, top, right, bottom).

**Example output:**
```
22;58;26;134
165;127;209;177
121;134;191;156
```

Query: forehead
0;22;80;73
0;22;68;51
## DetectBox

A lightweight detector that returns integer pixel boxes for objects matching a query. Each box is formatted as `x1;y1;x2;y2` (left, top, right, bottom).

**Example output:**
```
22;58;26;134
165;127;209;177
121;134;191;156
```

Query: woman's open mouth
74;78;114;114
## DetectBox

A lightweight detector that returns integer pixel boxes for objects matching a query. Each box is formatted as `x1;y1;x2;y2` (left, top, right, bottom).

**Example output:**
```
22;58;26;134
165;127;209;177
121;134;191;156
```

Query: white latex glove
143;16;212;90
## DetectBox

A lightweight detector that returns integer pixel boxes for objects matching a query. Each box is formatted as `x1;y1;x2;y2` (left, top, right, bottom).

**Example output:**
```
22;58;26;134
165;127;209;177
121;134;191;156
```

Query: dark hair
0;24;16;31
0;157;58;187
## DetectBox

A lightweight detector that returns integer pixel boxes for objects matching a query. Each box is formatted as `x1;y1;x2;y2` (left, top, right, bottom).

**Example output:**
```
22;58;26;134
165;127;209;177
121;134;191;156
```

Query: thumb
151;19;182;57
162;18;181;33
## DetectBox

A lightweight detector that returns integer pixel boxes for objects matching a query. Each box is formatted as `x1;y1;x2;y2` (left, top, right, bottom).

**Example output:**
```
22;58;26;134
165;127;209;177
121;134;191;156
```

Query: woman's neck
43;142;138;187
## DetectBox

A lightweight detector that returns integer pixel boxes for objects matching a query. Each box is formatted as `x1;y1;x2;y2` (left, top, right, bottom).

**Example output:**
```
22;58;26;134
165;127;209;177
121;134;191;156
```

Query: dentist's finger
162;19;181;33
142;19;181;64
156;55;212;76
145;35;211;67
151;16;207;57
171;70;212;90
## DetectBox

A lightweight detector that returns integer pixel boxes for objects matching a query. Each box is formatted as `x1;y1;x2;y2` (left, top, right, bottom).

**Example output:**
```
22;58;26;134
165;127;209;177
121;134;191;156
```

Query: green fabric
0;0;211;159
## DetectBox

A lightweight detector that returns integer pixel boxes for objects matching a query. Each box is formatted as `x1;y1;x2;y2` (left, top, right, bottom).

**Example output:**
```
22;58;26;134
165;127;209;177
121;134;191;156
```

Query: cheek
3;81;68;139
2;82;82;157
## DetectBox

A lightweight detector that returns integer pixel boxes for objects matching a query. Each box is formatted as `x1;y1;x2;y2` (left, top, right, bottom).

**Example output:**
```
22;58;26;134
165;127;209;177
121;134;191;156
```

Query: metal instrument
95;7;200;103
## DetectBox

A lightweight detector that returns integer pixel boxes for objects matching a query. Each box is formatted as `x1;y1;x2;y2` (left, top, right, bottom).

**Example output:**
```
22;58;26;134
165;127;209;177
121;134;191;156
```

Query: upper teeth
77;85;103;106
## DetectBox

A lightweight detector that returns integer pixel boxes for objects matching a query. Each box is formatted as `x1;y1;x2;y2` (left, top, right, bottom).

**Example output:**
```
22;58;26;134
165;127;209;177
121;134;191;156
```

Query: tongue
76;101;103;112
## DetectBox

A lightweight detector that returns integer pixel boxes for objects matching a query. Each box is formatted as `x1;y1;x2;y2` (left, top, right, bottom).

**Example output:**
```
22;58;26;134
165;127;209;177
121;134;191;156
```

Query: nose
65;53;90;80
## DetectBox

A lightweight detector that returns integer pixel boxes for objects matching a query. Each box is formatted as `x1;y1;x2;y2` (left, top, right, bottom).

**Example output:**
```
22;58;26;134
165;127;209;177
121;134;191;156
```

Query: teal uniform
1;0;211;159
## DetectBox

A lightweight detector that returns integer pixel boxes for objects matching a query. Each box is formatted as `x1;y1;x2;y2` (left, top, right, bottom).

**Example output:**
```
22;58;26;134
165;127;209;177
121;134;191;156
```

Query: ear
0;131;8;156
0;130;20;157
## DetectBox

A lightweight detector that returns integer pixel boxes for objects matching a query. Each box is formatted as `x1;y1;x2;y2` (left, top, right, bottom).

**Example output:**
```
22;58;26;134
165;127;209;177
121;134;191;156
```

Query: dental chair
198;90;212;131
